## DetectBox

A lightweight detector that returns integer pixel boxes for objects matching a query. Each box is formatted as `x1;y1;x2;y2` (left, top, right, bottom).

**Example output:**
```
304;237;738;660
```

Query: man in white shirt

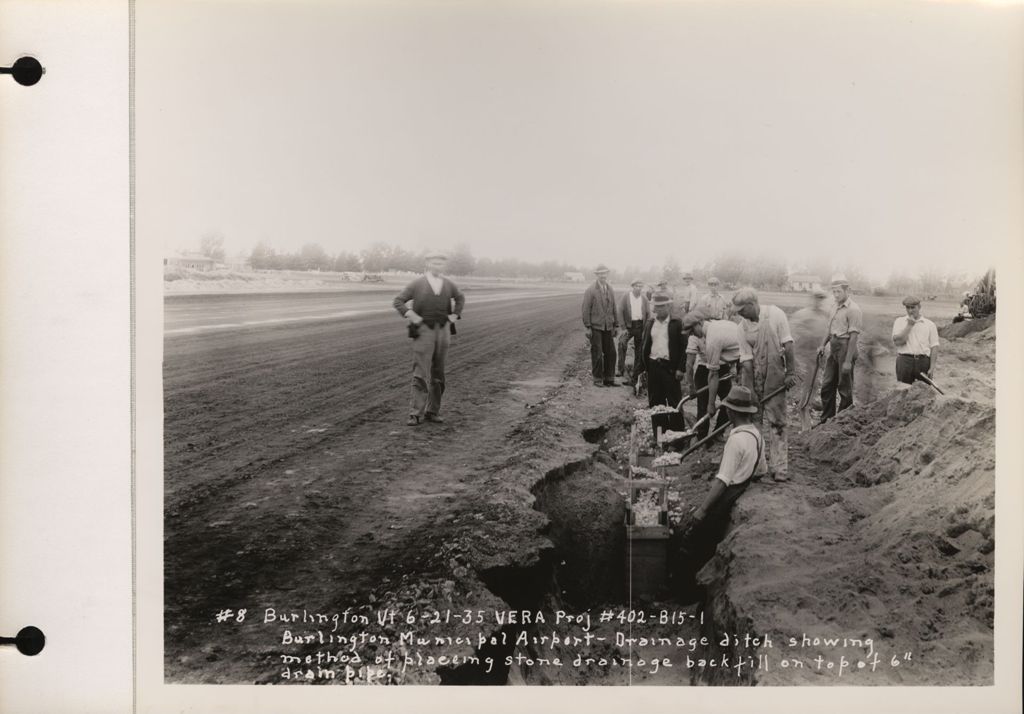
679;271;700;314
732;288;798;482
617;278;650;383
639;293;686;407
892;295;940;385
695;276;730;320
673;385;766;602
681;312;754;436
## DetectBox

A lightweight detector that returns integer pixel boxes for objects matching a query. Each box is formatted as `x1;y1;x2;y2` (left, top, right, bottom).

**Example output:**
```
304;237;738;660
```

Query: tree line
196;234;980;295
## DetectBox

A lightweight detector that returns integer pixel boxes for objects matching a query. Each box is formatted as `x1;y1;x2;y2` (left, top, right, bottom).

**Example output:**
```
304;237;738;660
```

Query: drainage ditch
450;414;752;686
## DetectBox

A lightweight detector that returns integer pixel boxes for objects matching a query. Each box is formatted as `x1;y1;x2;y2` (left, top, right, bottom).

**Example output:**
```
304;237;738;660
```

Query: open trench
439;414;754;686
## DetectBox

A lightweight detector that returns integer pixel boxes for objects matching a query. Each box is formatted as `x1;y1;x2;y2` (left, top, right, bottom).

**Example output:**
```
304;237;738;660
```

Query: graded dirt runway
163;288;599;680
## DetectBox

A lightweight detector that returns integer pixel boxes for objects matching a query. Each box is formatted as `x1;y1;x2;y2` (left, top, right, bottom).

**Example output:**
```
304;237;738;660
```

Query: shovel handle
919;373;944;395
677;384;787;459
676;372;734;410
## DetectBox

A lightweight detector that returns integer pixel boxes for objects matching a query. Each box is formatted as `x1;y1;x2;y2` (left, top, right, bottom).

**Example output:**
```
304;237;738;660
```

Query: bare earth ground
164;290;992;685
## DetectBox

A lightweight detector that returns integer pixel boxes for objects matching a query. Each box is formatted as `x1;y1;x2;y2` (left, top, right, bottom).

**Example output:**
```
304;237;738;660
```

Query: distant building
165;253;216;272
564;271;585;282
788;273;822;292
223;256;252;272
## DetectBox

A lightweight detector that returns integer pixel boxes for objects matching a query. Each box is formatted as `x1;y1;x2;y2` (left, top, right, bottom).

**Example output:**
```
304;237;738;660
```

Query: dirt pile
699;380;995;684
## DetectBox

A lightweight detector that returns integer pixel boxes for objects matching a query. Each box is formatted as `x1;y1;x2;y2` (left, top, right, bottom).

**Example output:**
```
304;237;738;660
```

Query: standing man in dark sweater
581;264;620;387
392;251;465;426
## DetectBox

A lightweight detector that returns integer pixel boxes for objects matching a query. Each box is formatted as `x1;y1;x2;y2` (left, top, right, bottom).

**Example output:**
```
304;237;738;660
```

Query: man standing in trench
673;384;767;602
892;295;940;385
392;250;465;426
818;273;863;422
582;264;619;387
732;288;798;482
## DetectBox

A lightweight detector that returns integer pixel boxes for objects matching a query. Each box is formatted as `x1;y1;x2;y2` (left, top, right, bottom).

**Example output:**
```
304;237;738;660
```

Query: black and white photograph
137;0;1021;692
3;0;1021;712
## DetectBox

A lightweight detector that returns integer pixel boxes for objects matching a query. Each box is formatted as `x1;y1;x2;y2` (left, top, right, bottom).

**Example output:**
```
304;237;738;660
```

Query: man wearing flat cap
639;293;686;407
816;273;863;422
617;278;650;385
732;288;798;482
681;311;754;440
892;295;940;385
695;276;730;320
392;250;465;426
582;264;620;386
679;271;700;315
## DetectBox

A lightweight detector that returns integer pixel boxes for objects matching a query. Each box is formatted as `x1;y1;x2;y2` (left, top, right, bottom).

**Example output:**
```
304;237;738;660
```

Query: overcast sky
136;0;1022;283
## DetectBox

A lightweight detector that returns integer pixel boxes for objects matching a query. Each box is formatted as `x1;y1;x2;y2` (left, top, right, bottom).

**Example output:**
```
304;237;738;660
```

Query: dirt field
164;289;992;685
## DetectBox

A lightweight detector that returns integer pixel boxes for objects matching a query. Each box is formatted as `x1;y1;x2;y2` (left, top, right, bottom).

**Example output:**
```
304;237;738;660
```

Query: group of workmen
580;263;941;486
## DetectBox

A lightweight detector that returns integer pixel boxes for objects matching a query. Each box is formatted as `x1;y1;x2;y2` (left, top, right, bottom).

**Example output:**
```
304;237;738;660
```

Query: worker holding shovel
680;311;753;442
671;385;767;602
732;288;798;482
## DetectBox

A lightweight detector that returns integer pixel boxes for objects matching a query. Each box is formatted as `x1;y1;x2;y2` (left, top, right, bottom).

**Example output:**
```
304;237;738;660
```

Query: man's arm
928;323;939;376
450;281;466;317
393;281;418;318
693;478;726;522
581;287;593;330
685;352;697;392
706;367;720;419
782;340;798;389
892;317;913;346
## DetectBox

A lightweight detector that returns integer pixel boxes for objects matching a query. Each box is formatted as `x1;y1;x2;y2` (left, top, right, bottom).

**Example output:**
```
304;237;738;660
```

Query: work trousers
410;323;450;417
820;335;856;421
590;328;617;383
693;362;736;439
617;321;644;381
896;354;931;385
647;359;682;408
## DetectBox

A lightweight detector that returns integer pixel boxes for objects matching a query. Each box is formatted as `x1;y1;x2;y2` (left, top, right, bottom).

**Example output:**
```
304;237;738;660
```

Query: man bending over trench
672;385;767;602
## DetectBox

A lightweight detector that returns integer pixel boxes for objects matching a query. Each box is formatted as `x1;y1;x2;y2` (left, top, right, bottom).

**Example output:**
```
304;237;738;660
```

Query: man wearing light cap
393;250;465;426
679;271;700;314
695;276;730;320
582;264;619;386
817;273;863;422
732;288;798;482
617;278;650;384
681;311;754;438
892;295;940;385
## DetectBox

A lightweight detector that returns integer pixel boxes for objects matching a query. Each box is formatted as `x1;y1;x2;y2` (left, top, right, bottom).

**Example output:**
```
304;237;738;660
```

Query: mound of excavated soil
700;382;994;684
938;315;995;339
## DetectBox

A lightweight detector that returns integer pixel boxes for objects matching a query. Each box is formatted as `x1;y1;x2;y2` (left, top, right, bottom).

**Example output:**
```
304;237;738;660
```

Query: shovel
675;372;733;411
918;373;944;395
799;352;823;432
677;384;788;460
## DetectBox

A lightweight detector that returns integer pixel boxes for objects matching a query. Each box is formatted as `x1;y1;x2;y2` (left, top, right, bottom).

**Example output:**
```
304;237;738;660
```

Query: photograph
136;0;1014;692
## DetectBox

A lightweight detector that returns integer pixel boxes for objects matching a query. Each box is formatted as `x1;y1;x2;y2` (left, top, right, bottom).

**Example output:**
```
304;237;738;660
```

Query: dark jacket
640;316;686;373
582;281;618;330
618;292;650;325
392;275;466;327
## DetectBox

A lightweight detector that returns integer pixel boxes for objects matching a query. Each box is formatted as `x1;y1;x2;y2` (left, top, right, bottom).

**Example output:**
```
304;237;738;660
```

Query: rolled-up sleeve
847;303;864;334
772;306;793;345
929;321;940;348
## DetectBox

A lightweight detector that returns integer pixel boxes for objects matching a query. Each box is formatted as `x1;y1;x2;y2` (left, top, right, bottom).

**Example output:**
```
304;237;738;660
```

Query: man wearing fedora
639;292;686;407
392;250;465;426
617;278;650;385
892;295;940;385
582;264;620;386
673;384;767;602
817;273;863;422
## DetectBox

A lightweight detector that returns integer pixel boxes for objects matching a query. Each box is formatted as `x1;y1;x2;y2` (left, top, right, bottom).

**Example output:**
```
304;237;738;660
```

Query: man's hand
691;506;706;523
784;373;798;389
612;327;619;338
705;404;717;421
675;370;685;382
406;310;424;326
816;344;825;357
841;361;853;376
584;327;592;340
926;369;934;379
447;314;458;323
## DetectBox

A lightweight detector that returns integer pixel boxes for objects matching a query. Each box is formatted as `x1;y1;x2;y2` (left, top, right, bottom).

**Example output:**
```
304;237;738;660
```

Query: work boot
772;472;789;483
406;415;421;426
593;379;604;387
423;413;445;424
